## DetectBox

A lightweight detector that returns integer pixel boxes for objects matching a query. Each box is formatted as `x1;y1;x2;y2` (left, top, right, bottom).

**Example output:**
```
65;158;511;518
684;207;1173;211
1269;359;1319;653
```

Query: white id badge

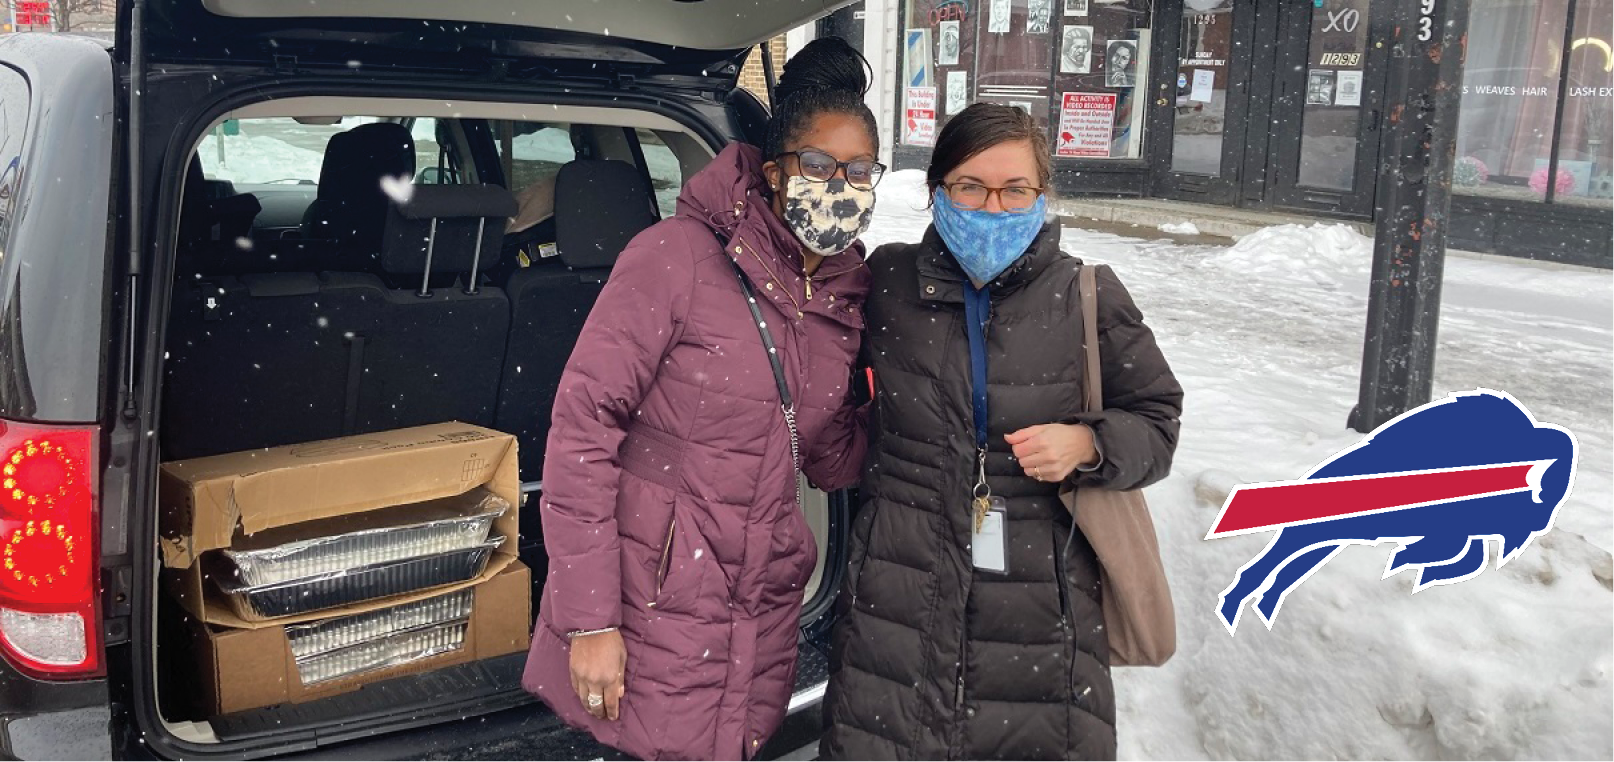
972;506;1008;573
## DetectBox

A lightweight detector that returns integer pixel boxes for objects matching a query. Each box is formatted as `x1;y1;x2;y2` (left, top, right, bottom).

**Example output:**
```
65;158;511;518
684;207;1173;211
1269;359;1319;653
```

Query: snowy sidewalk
865;171;1613;760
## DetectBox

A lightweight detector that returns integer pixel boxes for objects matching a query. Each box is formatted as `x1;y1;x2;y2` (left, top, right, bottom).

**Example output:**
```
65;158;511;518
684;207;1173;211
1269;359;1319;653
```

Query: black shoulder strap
728;257;793;411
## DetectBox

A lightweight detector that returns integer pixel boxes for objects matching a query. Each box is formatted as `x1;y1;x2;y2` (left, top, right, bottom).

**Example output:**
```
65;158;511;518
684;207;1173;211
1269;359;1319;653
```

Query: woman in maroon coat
522;39;881;761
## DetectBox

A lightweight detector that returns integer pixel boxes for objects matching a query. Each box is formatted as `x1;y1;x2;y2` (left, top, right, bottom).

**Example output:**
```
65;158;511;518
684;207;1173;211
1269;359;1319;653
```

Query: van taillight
0;420;100;678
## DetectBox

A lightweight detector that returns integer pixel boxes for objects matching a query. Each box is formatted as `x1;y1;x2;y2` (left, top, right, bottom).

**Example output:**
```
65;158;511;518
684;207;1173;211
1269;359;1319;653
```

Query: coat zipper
735;235;803;319
1054;528;1073;631
735;235;861;320
649;517;677;607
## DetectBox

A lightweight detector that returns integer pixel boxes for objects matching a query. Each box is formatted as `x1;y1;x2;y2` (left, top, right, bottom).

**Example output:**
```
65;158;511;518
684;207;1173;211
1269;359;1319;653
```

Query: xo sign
1323;8;1360;33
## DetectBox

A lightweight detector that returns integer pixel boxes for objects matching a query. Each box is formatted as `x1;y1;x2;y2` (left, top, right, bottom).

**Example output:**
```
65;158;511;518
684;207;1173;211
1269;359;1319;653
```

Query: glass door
1265;0;1389;217
1149;0;1256;205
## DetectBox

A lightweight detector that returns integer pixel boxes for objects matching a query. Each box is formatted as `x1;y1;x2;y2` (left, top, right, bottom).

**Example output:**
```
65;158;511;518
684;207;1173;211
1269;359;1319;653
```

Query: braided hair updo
763;37;880;161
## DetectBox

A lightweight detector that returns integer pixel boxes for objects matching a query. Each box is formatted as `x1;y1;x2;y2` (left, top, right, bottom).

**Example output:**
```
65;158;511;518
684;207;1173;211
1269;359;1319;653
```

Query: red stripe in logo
1207;462;1547;538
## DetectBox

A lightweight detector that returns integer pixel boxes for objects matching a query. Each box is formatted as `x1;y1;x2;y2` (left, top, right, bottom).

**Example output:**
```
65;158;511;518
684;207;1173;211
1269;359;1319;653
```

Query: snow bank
1160;221;1202;236
1075;220;1613;761
1211;223;1374;287
196;132;326;185
512;128;575;165
860;188;1614;760
1141;471;1612;761
863;169;934;252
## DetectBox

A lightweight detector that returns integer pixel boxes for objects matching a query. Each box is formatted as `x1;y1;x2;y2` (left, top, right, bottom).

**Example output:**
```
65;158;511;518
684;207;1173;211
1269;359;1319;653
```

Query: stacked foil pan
287;590;474;685
221;493;508;586
210;489;508;619
287;590;474;659
216;537;502;619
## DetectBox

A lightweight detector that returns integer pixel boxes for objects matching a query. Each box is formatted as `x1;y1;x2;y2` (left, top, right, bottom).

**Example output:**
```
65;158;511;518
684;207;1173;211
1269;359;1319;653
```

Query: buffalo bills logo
1208;389;1578;633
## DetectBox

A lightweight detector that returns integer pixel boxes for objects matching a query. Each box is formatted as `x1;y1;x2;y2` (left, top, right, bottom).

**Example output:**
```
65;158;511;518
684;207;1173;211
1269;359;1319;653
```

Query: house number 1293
1418;0;1436;41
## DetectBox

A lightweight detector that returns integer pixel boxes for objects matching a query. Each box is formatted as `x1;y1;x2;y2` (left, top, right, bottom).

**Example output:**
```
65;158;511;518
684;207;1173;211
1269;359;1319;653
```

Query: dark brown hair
925;103;1053;196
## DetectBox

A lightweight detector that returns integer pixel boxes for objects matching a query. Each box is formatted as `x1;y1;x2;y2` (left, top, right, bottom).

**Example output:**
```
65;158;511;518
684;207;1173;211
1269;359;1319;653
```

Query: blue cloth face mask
930;188;1049;285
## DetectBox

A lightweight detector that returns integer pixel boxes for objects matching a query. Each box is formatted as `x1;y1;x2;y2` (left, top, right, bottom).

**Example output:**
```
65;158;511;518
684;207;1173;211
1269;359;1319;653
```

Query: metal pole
418;218;437;298
126;0;146;277
1348;0;1471;434
464;217;485;295
122;0;147;421
1544;0;1580;204
760;40;778;105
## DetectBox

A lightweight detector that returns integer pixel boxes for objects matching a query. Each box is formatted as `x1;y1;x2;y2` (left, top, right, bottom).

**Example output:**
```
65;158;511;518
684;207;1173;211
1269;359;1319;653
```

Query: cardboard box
159;422;520;628
192;561;532;716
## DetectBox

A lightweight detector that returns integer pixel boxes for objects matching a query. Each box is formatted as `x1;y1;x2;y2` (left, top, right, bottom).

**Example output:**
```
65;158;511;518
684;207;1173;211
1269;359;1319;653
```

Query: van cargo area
147;101;838;753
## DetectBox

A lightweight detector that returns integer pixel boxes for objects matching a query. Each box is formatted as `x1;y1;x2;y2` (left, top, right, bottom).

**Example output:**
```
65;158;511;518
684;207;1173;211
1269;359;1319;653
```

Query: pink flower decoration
1529;166;1576;195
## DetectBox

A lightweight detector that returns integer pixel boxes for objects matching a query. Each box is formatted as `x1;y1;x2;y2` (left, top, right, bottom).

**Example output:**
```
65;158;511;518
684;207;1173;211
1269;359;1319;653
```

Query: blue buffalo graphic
1209;389;1578;633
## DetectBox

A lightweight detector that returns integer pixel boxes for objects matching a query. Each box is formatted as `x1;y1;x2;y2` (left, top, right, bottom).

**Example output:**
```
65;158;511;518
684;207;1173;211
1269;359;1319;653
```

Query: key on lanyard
972;449;992;533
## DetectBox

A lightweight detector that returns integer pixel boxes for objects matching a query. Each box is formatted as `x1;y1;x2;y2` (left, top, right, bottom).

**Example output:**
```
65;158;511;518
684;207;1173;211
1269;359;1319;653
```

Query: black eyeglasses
942;182;1045;213
779;150;887;190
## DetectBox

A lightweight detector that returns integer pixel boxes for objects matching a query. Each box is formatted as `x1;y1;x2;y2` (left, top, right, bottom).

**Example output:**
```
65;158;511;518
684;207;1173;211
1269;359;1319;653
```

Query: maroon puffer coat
522;143;871;761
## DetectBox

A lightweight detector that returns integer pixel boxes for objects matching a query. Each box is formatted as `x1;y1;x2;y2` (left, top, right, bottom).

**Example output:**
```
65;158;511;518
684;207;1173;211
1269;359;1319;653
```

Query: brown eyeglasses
942;182;1045;213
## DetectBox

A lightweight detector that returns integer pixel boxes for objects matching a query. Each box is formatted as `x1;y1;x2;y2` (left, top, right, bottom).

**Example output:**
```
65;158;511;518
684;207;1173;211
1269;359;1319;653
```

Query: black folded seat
357;184;518;434
493;158;661;484
174;157;263;277
162;183;518;461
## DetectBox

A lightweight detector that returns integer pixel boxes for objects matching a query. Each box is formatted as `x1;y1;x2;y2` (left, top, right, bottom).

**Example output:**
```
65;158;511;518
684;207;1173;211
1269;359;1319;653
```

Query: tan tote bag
1060;264;1177;667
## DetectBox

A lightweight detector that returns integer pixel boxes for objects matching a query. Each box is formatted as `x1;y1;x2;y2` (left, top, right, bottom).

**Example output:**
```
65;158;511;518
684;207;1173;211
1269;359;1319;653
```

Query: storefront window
1553;0;1613;207
1455;0;1573;202
900;0;1152;160
1295;0;1371;192
1171;0;1234;175
974;0;1056;133
1052;0;1152;159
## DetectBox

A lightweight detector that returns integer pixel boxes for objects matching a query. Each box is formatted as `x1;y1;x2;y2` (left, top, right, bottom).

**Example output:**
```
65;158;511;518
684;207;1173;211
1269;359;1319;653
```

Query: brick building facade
736;35;787;106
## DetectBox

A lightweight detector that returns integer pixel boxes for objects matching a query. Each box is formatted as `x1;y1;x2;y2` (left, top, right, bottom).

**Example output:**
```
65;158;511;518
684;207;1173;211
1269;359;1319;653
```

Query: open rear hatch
125;1;856;759
127;0;852;80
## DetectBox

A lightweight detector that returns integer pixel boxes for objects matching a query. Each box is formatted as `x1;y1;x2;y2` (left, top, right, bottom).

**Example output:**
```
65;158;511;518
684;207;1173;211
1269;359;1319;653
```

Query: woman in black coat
821;104;1183;760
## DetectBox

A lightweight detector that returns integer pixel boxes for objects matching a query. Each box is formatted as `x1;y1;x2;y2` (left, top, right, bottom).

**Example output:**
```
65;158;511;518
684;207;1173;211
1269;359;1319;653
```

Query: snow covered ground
865;170;1614;760
196;130;326;184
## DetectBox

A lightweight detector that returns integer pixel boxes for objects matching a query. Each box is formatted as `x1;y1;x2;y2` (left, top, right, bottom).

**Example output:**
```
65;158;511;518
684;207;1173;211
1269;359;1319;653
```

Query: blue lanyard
962;283;991;453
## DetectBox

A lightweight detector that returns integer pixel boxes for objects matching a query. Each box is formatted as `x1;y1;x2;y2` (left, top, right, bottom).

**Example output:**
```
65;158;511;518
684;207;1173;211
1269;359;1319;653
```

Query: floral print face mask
931;188;1048;285
780;176;875;256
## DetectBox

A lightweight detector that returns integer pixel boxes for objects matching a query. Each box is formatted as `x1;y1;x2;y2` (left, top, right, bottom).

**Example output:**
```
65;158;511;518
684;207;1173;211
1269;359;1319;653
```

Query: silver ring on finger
1033;465;1043;481
587;693;604;708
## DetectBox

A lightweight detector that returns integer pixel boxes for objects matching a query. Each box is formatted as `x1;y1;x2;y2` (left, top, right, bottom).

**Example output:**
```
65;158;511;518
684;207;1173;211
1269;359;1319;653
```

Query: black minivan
0;1;858;758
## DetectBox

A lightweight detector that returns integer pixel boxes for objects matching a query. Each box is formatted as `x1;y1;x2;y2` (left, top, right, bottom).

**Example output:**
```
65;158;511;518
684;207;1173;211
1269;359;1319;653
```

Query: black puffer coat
821;224;1182;760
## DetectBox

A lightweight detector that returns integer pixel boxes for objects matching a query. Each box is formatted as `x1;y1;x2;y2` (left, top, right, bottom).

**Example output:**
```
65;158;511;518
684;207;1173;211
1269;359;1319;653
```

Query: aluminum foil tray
286;589;474;660
216;537;503;620
294;620;469;685
220;490;508;586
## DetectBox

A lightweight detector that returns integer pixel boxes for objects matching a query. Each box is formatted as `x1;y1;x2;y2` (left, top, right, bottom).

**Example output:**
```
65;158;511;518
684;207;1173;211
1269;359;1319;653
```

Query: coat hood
676;142;804;262
677;143;869;320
